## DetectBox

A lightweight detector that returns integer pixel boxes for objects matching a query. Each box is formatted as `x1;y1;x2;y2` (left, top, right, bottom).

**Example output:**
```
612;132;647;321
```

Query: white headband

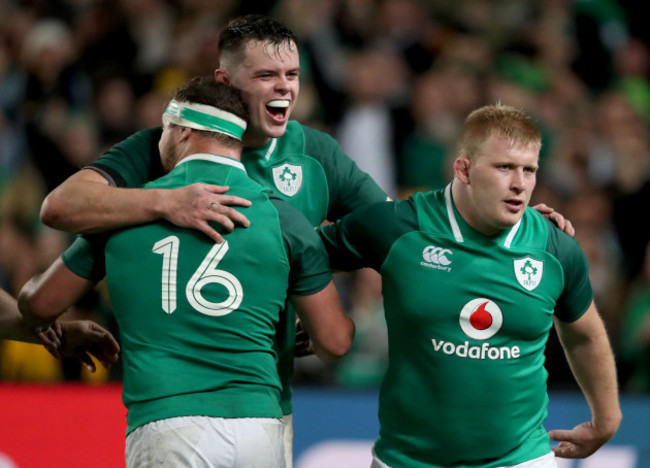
163;100;247;140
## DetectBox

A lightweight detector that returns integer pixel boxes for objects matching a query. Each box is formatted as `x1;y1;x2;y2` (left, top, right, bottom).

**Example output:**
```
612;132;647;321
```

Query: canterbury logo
422;246;452;265
421;245;453;272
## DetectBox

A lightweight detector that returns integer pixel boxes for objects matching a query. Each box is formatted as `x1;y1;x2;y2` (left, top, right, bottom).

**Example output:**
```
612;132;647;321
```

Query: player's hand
57;321;120;372
294;318;315;357
548;420;619;458
36;322;64;359
163;184;252;243
532;203;575;237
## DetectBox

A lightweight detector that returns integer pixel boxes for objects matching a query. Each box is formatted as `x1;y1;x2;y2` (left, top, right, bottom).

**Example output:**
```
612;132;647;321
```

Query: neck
176;143;241;165
450;178;502;236
242;128;272;149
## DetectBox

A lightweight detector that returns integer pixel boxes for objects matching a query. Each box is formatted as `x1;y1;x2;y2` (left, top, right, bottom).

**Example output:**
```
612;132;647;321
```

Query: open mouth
266;100;290;121
504;199;523;211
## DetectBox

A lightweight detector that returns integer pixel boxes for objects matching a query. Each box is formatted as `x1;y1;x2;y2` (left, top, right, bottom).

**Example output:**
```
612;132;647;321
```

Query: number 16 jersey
63;154;332;436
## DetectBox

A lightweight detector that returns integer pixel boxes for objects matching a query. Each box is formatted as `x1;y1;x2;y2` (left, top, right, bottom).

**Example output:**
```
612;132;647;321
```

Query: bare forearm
0;289;39;343
41;169;253;242
562;328;622;431
292;282;355;362
41;173;165;233
557;305;622;436
18;257;96;329
311;315;355;362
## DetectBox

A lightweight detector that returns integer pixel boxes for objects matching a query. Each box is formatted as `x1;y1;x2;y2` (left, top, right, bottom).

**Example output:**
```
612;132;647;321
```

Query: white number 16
152;236;243;316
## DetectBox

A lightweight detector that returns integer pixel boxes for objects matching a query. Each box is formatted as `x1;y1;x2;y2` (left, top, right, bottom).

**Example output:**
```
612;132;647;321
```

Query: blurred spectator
336;47;408;198
19;18;94;191
397;70;458;198
93;76;137;150
73;0;138;81
612;38;650;119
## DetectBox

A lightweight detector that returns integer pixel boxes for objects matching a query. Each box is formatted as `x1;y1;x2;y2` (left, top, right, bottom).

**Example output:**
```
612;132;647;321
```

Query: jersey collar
176;153;247;173
444;182;521;248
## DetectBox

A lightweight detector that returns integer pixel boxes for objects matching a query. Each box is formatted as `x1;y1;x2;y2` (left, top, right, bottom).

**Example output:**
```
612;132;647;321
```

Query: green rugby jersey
85;121;387;414
319;184;593;468
64;154;332;435
89;122;386;225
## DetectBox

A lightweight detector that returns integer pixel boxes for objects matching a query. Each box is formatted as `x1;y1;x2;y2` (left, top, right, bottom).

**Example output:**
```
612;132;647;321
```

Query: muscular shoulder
300;124;344;163
544;218;593;321
545;218;587;269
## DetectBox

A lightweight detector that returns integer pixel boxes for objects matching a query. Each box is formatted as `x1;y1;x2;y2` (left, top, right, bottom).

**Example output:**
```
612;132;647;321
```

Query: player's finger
76;352;97;372
38;328;62;355
39;333;62;359
89;326;121;354
531;203;553;214
202;184;230;195
209;205;251;229
207;212;235;233
196;220;225;243
550;212;565;230
52;321;63;338
548;429;574;441
552;442;580;458
213;194;253;208
563;219;575;237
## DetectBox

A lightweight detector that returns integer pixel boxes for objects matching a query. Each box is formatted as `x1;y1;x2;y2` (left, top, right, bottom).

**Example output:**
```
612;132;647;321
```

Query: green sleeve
318;199;418;272
61;235;108;281
546;220;594;322
270;196;333;296
303;125;387;220
85;128;165;187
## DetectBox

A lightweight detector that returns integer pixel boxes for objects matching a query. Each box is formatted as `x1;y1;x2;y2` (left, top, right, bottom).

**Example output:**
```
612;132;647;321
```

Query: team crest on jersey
514;257;543;291
272;164;303;197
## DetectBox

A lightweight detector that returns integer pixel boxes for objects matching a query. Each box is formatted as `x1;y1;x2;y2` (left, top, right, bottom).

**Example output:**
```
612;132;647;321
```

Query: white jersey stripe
444;183;464;243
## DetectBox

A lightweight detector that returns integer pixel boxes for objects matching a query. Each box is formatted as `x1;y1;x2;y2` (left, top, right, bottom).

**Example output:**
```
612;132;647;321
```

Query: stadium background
0;0;649;466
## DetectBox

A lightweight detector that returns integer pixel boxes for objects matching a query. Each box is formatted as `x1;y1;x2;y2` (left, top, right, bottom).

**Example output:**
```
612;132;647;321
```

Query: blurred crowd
0;0;649;393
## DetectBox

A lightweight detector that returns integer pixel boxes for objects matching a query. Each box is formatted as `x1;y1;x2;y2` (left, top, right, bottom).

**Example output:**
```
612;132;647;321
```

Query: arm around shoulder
40;168;169;234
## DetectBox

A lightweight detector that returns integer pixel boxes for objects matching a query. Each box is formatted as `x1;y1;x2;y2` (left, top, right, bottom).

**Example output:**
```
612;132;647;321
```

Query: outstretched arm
19;256;96;330
549;301;622;458
1;283;118;371
290;281;355;362
41;168;252;242
0;287;43;343
18;256;119;371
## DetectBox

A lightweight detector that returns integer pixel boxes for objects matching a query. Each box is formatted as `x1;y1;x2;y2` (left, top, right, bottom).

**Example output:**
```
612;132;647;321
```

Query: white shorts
125;415;285;468
371;450;557;468
281;414;293;468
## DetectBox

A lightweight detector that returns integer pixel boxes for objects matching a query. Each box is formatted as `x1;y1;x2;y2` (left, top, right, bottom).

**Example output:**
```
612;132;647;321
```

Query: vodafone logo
459;298;503;340
431;298;519;360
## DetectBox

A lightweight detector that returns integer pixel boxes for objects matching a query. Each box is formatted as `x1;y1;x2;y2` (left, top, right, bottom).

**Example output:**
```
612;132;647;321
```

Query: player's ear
454;157;471;184
179;126;192;142
215;69;230;84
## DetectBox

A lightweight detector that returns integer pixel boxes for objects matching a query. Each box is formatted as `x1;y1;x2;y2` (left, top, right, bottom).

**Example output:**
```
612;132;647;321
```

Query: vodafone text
431;339;521;360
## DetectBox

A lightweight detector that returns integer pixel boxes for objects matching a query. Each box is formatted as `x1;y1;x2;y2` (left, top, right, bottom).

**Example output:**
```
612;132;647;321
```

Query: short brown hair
457;104;542;160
